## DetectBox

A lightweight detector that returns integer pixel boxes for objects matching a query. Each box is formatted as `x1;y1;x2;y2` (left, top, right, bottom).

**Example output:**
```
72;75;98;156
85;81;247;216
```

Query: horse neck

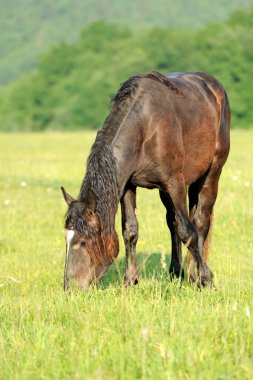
79;142;120;234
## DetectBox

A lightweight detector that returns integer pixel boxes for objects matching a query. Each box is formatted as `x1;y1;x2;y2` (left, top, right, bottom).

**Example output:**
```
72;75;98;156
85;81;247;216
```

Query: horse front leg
163;175;213;287
121;185;139;285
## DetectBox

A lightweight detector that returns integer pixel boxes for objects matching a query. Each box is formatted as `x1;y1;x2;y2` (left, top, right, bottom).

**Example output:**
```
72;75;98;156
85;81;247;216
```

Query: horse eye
81;241;86;248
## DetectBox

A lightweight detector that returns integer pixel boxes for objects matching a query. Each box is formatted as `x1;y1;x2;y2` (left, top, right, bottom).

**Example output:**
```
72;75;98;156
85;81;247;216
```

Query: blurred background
0;0;252;131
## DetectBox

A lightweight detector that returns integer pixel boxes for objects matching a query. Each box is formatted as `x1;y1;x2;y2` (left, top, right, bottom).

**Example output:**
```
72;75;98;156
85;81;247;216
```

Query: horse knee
123;220;138;245
177;221;199;252
193;212;210;237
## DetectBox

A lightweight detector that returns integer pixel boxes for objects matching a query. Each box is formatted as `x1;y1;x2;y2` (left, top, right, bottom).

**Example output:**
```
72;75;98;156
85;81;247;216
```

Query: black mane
112;74;143;105
78;131;119;230
112;71;181;106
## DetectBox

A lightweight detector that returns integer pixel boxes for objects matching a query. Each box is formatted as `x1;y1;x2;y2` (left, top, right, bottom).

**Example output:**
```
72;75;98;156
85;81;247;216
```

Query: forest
0;7;252;130
1;0;252;85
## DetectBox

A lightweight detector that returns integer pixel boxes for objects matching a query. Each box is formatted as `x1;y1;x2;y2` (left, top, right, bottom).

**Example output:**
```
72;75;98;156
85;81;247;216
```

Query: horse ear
86;189;97;212
61;187;75;206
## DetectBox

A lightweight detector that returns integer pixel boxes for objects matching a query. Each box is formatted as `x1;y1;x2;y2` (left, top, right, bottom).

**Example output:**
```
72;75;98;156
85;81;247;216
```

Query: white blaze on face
67;229;75;244
66;229;75;265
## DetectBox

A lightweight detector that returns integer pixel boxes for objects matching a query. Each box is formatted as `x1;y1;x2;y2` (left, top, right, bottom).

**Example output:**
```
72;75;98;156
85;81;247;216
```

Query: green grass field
0;130;252;379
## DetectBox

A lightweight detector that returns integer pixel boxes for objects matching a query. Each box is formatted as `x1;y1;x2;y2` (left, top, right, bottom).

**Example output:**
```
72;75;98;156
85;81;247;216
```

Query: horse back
108;71;230;190
131;72;230;187
161;72;230;183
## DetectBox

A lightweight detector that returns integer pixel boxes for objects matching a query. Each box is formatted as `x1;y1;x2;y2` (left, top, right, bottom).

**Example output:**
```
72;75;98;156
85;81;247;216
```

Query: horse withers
61;71;230;290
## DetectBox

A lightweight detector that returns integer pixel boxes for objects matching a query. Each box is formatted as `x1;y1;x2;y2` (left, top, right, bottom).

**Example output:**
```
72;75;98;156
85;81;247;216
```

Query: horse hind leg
188;90;230;285
162;175;213;287
188;176;213;283
188;167;221;286
159;191;184;279
121;185;139;285
188;181;199;283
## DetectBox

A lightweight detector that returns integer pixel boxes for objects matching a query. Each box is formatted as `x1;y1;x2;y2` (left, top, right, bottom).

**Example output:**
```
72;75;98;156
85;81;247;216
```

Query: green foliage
0;130;253;379
0;8;253;131
1;0;253;84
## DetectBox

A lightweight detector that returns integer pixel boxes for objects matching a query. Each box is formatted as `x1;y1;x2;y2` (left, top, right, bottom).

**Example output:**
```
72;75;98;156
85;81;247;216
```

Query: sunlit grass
0;130;253;379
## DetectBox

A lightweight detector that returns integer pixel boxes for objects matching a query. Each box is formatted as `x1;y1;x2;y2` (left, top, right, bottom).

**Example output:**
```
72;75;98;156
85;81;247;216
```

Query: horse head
61;187;118;290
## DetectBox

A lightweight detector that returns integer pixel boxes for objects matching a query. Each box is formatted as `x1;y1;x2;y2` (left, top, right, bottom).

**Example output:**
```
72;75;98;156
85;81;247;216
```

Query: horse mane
112;71;181;106
80;138;119;221
112;74;143;105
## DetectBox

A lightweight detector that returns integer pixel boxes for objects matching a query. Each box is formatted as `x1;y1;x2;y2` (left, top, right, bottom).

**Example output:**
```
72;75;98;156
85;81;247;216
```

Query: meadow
0;130;252;379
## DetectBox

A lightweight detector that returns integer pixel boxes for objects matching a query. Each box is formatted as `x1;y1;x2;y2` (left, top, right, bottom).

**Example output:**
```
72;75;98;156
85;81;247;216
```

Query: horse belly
131;166;163;189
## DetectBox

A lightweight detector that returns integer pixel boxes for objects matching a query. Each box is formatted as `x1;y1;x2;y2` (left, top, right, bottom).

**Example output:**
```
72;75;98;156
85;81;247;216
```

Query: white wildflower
232;302;237;312
141;327;148;341
245;306;250;318
20;181;27;187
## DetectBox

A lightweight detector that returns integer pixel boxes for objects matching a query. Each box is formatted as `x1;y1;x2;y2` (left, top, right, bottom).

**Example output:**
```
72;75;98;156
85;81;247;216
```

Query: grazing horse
61;71;230;290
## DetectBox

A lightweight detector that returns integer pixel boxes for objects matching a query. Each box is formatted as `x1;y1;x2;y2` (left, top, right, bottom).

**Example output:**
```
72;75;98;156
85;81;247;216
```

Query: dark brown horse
61;71;230;290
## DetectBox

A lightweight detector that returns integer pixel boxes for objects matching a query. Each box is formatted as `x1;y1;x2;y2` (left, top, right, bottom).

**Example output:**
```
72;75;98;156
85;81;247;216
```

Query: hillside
1;0;253;85
0;8;252;131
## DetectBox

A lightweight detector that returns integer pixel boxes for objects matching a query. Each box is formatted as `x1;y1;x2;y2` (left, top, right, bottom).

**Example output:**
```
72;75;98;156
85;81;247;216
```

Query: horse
61;71;230;290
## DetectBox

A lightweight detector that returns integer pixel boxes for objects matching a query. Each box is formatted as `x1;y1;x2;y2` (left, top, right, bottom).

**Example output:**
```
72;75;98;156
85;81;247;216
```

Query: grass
0;130;252;379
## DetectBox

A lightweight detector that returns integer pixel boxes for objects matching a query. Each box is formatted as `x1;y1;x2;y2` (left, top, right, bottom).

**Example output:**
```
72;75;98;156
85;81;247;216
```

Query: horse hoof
124;270;139;286
169;268;184;280
124;277;139;286
200;274;214;288
198;264;213;286
189;273;197;284
189;266;216;289
169;264;184;280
